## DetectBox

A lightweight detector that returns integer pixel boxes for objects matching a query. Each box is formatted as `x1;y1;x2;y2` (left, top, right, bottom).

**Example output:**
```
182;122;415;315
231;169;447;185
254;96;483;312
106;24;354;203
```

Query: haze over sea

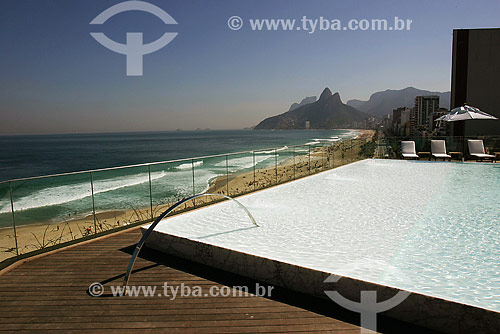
0;129;359;226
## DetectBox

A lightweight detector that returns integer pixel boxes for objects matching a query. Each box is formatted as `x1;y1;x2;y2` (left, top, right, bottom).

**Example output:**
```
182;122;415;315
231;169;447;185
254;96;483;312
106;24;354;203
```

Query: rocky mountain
347;87;450;117
289;96;317;111
345;99;365;110
255;88;368;130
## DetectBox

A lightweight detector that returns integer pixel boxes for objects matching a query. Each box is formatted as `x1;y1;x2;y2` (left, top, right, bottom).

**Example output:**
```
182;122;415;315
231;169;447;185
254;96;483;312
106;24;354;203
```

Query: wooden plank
0;228;380;333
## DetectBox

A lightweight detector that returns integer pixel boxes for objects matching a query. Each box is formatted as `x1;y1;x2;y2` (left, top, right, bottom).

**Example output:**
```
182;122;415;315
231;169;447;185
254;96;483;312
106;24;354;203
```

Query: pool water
150;159;500;312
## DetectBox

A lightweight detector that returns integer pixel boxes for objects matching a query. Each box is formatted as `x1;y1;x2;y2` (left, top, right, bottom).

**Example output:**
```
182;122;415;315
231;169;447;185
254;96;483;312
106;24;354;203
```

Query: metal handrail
123;193;258;287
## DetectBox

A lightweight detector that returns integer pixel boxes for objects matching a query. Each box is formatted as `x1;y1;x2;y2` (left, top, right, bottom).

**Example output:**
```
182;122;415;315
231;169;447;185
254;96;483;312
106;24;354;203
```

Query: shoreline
0;131;375;262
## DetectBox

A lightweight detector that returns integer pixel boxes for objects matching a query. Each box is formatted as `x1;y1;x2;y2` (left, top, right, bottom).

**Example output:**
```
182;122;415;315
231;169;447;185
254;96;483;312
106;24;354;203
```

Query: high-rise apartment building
410;95;439;135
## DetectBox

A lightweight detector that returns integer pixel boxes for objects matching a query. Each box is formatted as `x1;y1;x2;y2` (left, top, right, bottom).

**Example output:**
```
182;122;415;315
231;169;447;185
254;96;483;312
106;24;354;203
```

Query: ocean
0;129;359;226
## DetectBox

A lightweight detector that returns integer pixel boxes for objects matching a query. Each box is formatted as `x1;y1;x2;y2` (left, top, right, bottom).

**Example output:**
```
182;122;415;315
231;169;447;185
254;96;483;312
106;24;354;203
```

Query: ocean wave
176;161;203;170
313;138;338;142
338;130;360;138
257;146;288;154
0;171;167;214
214;155;273;170
304;141;320;146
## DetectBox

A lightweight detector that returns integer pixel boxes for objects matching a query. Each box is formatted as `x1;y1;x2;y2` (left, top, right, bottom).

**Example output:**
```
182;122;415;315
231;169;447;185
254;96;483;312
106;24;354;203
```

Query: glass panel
325;143;335;169
290;146;299;181
0;182;17;261
413;136;428;159
337;141;347;166
445;136;463;159
150;160;192;218
252;149;277;190
92;166;151;232
482;136;500;159
359;138;376;160
351;139;363;162
195;155;224;207
331;141;341;167
292;145;309;179
219;152;258;197
310;143;326;174
347;139;355;162
205;155;231;196
276;146;295;184
11;173;93;255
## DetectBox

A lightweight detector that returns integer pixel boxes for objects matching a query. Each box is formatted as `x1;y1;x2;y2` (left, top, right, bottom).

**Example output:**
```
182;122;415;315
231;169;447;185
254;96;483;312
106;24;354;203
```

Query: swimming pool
146;159;500;313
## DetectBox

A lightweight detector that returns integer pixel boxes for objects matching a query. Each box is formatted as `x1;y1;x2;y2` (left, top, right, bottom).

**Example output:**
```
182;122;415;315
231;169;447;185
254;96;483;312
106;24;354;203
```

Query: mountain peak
331;92;342;103
319;87;332;100
254;87;368;130
289;96;317;111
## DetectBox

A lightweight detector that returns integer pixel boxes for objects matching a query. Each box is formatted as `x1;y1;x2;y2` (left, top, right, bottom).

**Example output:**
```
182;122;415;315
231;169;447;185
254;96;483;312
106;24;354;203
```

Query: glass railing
0;137;373;264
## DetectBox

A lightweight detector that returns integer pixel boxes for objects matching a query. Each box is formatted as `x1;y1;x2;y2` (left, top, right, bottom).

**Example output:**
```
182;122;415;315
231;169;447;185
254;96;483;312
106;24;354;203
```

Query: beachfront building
451;28;500;136
410;95;439;136
392;107;411;136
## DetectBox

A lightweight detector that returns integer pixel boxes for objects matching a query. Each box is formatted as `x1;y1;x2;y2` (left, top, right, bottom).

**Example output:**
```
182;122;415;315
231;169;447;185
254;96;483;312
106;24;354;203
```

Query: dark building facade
451;28;500;136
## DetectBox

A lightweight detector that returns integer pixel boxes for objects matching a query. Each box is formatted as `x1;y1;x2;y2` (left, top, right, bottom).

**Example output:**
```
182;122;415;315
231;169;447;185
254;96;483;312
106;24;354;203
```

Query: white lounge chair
401;141;419;159
431;140;451;161
468;139;496;161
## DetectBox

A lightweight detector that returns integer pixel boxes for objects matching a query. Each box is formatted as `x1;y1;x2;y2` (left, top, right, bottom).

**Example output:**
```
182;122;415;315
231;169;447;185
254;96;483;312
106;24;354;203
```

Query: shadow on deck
0;228;439;333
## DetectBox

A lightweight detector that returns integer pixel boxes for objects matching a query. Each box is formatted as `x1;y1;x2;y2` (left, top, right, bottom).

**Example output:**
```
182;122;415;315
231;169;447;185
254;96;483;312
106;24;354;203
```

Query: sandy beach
0;131;375;262
207;130;374;196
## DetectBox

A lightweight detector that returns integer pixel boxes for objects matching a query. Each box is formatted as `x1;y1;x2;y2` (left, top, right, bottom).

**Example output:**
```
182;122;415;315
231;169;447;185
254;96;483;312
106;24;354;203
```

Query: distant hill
347;87;451;117
345;99;365;110
254;88;368;130
289;96;317;111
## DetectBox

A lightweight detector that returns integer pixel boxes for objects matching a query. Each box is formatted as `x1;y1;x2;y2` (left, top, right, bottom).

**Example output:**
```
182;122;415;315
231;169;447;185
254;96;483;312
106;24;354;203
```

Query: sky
0;0;499;134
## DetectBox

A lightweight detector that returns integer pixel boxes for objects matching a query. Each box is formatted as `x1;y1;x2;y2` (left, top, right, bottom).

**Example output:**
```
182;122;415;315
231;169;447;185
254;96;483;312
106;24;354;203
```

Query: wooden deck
0;228;431;333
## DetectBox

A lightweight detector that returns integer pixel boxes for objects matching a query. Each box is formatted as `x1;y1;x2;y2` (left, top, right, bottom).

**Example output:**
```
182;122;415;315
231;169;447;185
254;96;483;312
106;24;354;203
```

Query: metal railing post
308;145;311;175
148;165;153;219
253;151;256;191
9;181;19;256
342;141;345;162
322;144;325;170
293;146;296;180
328;145;331;168
89;172;97;236
274;148;278;185
349;139;353;162
348;139;351;162
225;155;229;196
349;139;354;162
191;159;196;208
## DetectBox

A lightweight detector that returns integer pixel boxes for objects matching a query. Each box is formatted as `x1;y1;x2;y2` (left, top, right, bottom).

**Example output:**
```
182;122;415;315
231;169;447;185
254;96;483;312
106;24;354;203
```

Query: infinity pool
149;159;500;312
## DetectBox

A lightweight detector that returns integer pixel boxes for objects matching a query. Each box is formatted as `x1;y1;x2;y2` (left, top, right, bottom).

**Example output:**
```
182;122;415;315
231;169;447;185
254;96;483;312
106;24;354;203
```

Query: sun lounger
431;140;451;161
468;139;496;161
401;141;419;159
